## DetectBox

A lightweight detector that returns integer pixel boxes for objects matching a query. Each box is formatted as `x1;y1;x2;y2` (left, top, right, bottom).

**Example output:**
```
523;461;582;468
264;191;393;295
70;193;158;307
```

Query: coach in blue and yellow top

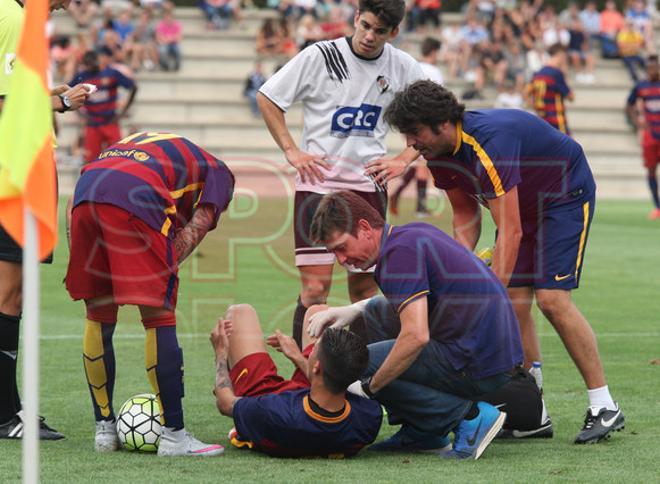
384;80;624;445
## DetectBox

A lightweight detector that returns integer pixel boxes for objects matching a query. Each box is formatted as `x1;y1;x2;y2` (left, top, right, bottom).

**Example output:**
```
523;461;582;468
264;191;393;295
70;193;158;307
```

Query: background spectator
51;35;76;82
156;6;183;71
199;0;241;30
419;36;443;85
617;18;646;81
256;18;284;56
296;14;322;50
278;17;298;57
580;1;601;47
406;0;442;33
113;8;135;43
504;39;526;91
600;0;625;58
568;14;595;83
244;62;267;116
319;6;351;40
439;23;465;79
130;7;158;71
626;0;654;53
67;0;99;29
494;78;523;108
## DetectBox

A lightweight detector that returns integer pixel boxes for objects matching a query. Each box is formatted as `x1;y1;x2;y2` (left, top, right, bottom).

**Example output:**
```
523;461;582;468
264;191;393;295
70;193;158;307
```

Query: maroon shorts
642;130;660;169
229;344;315;397
65;202;179;310
294;190;387;267
84;124;121;163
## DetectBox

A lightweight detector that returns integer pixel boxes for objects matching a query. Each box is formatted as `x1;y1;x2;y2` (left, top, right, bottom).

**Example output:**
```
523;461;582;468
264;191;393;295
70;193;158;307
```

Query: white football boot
157;427;224;457
95;420;120;452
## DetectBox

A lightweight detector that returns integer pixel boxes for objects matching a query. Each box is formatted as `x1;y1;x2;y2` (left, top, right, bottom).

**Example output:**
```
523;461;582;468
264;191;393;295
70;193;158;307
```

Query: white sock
587;385;617;411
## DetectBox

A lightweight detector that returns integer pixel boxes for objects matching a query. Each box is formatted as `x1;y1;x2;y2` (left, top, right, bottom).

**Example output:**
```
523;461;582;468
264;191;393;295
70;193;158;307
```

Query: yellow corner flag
0;0;56;260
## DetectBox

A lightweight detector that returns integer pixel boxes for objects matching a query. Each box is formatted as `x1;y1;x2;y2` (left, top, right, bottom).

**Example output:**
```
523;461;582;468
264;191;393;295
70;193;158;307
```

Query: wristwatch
58;94;72;112
360;376;376;398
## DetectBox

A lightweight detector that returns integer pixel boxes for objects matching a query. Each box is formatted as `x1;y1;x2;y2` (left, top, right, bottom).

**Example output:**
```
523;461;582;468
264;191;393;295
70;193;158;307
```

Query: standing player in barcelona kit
626;54;660;220
257;0;425;347
384;81;625;444
65;132;234;456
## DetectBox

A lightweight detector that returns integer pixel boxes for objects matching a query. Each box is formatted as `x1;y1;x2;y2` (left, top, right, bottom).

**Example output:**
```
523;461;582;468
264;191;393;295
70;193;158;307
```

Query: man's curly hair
385;80;465;134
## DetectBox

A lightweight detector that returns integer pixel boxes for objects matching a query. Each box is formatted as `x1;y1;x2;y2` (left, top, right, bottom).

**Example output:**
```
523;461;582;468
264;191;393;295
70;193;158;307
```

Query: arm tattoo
215;357;232;391
173;204;216;264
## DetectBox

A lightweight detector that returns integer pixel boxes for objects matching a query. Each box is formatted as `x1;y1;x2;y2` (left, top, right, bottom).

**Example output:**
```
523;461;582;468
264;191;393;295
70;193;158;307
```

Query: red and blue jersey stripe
528;66;572;135
73;132;235;237
627;80;660;140
70;67;135;126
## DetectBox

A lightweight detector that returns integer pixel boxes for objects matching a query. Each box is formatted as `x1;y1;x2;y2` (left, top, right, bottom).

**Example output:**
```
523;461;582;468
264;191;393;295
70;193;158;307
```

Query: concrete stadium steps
177;55;279;76
568;108;632;129
574;130;640;154
131;98;299;123
179;33;263;55
133;76;245;100
51;8;277;35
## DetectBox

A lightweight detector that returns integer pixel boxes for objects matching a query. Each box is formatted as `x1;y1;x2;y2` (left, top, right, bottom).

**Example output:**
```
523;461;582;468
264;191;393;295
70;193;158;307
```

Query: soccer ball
116;393;162;452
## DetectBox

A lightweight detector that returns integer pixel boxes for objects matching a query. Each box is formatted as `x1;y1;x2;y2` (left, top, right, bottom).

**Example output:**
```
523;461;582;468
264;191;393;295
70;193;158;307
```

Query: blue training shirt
428;109;596;214
233;389;382;458
375;223;524;379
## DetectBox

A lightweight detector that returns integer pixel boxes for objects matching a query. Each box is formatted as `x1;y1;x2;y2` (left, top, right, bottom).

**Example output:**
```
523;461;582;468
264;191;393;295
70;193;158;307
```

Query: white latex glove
346;380;370;398
307;298;371;338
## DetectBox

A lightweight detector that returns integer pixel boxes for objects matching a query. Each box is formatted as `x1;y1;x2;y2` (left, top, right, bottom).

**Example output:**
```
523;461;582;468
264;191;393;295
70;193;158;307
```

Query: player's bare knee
0;284;22;315
301;282;329;305
226;303;256;321
535;291;570;323
0;289;22;316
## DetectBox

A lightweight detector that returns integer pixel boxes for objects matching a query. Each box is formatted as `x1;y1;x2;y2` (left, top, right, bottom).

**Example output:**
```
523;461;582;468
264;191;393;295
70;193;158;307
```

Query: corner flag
0;0;56;259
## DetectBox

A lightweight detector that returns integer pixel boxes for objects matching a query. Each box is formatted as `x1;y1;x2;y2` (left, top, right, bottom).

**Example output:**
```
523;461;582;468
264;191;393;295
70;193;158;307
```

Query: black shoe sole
575;424;625;444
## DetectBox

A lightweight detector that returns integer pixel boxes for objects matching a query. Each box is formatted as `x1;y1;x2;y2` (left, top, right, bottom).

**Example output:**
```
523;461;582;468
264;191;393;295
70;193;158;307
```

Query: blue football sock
146;326;184;430
648;177;659;209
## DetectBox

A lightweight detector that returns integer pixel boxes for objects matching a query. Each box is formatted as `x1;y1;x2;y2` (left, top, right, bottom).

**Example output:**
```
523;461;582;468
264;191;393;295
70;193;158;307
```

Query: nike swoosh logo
466;420;482;446
1;350;17;360
511;427;546;438
554;274;572;281
235;368;248;383
601;410;621;427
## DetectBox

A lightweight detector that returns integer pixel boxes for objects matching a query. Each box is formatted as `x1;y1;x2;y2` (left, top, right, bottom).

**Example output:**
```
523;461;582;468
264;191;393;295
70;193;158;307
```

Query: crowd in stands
50;0;183;85
248;0;658;110
49;0;659;133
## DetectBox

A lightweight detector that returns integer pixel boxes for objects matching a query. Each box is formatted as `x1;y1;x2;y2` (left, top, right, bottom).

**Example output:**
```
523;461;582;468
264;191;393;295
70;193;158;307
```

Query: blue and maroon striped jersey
73;132;235;238
528;66;572;135
70;67;135;126
233;389;382;458
428;110;595;213
627;80;660;140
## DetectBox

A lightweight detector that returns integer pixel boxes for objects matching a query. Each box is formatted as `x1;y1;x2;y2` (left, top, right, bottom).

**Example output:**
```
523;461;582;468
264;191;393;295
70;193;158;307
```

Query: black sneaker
500;417;554;439
575;405;625;444
0;413;65;440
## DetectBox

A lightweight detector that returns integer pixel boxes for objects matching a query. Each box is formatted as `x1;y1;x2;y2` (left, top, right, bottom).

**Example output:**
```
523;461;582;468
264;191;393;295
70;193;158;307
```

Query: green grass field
3;196;660;483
